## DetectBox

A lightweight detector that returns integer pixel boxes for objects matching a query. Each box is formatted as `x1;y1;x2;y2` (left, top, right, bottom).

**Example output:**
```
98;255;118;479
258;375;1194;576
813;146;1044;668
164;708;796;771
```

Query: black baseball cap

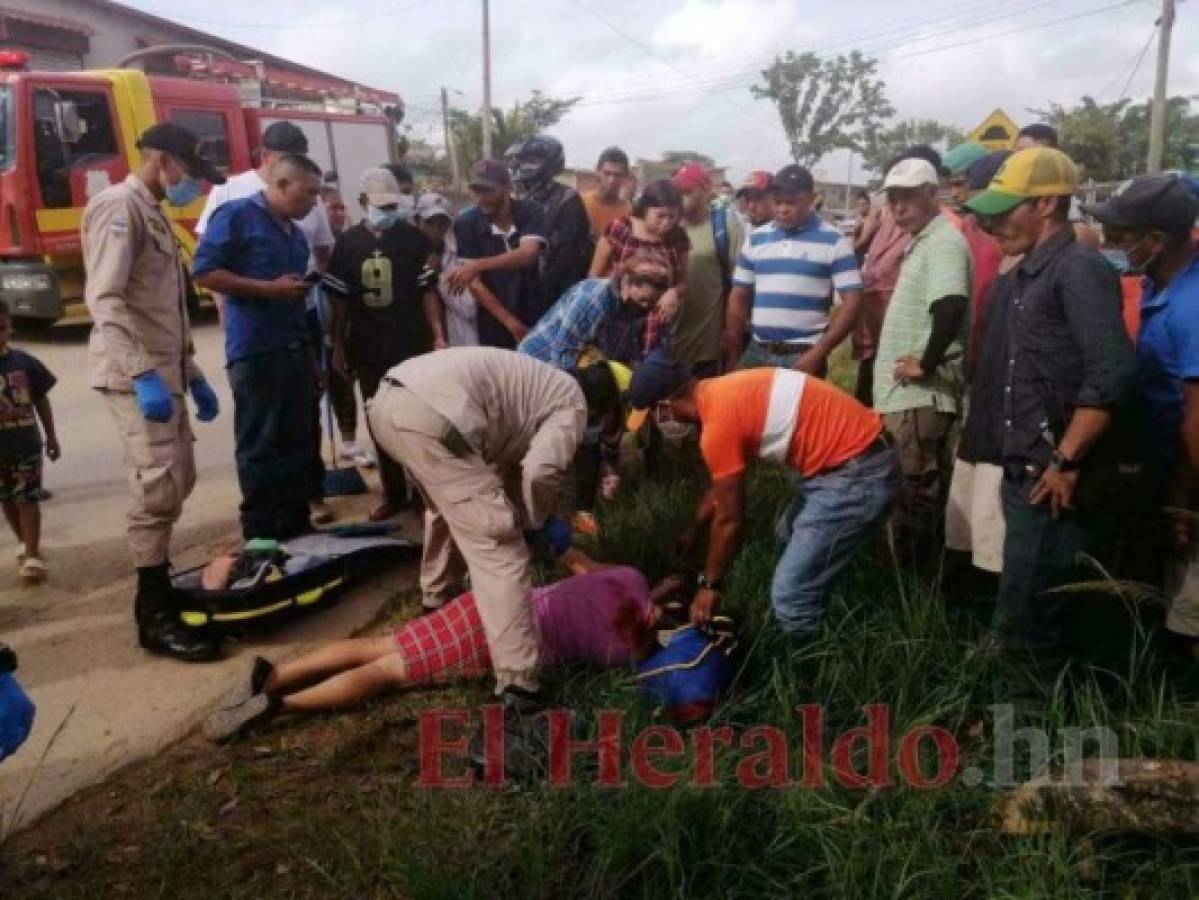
469;159;511;191
771;164;815;195
1084;174;1199;235
966;151;1012;192
136;123;226;185
262;121;309;154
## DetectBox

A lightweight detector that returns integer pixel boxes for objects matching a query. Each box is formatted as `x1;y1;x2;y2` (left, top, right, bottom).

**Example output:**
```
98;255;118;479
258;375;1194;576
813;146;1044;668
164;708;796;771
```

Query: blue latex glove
132;371;173;423
189;377;220;423
539;516;573;558
0;672;35;761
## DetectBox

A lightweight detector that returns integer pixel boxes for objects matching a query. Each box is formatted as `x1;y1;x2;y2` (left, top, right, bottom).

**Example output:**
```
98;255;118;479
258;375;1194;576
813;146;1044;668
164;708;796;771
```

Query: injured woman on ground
202;549;689;742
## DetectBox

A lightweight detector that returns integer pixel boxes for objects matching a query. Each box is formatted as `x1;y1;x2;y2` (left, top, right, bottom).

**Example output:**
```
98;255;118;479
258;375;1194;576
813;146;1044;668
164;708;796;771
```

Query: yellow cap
965;147;1079;217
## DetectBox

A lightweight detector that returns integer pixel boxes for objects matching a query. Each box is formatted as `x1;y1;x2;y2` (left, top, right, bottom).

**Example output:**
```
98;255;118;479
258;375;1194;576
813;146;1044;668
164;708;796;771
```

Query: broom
315;286;368;497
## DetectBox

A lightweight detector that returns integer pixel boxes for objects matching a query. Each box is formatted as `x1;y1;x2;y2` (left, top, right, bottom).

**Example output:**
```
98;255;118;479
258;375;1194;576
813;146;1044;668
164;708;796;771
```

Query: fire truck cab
0;48;399;327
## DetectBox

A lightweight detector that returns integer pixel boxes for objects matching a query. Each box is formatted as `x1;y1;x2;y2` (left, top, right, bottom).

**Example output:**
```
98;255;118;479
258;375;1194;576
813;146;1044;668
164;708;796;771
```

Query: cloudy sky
126;0;1199;182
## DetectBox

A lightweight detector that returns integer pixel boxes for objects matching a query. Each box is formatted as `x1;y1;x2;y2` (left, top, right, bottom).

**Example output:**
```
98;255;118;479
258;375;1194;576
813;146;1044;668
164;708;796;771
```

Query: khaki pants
103;391;196;568
883;407;955;554
368;383;539;694
1165;551;1199;639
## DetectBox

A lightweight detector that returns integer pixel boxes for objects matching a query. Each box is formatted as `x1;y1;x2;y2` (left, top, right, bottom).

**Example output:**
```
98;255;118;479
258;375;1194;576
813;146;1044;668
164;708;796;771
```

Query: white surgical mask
367;206;400;230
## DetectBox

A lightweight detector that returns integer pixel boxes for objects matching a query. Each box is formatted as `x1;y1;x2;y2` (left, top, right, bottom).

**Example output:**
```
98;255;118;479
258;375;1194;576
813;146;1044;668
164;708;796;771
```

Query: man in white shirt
197;121;334;267
196;120;337;526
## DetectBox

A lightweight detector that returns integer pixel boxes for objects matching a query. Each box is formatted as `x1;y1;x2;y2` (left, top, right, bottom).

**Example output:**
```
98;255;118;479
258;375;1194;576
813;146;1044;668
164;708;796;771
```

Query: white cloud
134;0;1199;184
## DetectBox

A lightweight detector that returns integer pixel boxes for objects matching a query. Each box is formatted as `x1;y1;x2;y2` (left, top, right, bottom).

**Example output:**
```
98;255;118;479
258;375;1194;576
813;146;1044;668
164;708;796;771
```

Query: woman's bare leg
264;636;395;695
279;651;408;712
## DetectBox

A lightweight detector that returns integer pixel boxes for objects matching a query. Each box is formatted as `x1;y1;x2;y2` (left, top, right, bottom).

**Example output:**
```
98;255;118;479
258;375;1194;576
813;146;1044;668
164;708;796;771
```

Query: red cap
672;162;713;192
736;170;773;197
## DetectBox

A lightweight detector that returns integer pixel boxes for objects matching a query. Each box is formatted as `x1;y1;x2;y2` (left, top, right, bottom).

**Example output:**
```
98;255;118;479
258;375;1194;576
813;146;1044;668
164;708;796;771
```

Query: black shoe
500;684;546;716
251;655;275;694
467;706;552;783
467;686;550;782
138;619;223;663
203;692;279;743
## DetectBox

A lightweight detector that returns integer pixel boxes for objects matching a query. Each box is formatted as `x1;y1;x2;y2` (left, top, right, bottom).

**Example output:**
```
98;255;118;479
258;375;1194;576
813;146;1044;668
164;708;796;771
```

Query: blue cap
627;347;690;411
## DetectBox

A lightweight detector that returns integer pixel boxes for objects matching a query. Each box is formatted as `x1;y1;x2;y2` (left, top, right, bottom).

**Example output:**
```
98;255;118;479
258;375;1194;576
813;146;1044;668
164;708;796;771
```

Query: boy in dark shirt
0;303;59;580
329;168;447;521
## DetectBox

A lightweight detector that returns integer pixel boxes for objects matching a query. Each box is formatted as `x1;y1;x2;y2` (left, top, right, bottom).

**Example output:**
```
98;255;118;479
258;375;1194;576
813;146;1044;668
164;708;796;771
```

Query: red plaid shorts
393;593;492;684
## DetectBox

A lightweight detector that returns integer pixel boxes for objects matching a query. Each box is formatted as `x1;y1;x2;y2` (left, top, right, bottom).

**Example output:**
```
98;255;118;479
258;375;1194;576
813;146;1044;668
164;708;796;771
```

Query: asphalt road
12;314;238;550
0;316;422;834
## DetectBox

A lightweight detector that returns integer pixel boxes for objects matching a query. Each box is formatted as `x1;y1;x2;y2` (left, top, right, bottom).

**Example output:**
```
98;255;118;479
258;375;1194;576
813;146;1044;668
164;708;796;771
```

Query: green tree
751;50;894;168
860;118;967;175
448;91;580;173
1117;97;1199;176
1030;97;1126;181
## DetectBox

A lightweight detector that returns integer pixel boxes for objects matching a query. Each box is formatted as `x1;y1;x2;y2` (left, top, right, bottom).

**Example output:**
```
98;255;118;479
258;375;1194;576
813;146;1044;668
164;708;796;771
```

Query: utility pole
441;86;461;190
1147;0;1176;174
481;0;493;160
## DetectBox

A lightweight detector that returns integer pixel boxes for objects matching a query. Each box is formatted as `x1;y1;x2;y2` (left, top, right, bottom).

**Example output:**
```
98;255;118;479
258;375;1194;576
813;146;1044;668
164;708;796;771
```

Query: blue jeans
994;471;1115;654
229;347;319;541
739;340;803;370
771;445;900;636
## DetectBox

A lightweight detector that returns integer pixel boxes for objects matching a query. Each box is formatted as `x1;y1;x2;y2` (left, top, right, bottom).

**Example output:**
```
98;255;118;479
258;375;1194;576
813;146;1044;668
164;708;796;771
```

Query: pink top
861;207;909;295
532;567;652;666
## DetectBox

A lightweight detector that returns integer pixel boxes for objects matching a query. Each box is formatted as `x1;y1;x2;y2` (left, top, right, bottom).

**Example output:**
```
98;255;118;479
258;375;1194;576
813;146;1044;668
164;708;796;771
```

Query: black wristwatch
696;573;723;592
1049;449;1080;473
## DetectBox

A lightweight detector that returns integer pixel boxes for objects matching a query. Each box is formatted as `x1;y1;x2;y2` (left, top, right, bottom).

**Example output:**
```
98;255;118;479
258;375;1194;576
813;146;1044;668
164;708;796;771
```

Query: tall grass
6;449;1199;898
295;464;1199;898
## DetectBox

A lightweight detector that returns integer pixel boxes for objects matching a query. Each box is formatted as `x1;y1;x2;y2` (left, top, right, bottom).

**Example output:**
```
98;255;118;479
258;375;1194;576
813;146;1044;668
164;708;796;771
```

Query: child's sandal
19;556;46;582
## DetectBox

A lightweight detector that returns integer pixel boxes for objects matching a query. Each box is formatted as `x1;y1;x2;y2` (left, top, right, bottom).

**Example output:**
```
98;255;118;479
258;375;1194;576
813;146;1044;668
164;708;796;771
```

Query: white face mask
367;206;400;230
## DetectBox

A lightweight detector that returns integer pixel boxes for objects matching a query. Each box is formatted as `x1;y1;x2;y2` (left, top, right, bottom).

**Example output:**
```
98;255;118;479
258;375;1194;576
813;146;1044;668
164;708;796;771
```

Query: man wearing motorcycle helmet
506;135;593;318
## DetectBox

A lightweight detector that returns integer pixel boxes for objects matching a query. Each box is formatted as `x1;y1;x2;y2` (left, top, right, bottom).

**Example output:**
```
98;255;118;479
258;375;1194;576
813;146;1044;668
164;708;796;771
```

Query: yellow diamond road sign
968;109;1020;151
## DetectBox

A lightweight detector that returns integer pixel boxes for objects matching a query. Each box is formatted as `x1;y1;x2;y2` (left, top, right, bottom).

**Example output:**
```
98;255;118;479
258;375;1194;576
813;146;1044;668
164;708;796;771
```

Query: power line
562;0;1056;107
1119;23;1159;100
887;0;1137;60
563;0;778;131
569;0;1132;109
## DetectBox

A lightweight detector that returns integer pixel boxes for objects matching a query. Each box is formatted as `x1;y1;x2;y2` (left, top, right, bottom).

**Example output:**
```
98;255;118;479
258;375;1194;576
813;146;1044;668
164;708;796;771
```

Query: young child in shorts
204;549;688;741
0;303;59;581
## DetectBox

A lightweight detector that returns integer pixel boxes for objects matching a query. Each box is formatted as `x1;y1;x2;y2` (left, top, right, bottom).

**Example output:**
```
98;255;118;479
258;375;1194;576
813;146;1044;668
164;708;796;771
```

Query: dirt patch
2;657;490;899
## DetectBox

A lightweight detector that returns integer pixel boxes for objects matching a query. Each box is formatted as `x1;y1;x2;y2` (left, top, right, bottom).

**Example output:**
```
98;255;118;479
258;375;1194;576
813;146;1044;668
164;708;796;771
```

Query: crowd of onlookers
5;112;1198;718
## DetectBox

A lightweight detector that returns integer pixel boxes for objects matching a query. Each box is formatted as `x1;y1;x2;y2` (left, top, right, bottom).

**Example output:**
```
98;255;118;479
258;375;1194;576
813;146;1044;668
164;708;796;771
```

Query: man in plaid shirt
519;254;672;371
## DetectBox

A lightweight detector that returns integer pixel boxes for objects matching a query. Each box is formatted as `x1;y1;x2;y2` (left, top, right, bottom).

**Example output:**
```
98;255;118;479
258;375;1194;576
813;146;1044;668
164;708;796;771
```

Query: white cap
359;167;402;206
882;158;940;190
416;192;452;221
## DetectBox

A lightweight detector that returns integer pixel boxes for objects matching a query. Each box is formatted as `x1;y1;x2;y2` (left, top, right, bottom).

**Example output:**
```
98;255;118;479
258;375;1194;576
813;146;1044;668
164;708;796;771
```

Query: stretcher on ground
171;526;418;630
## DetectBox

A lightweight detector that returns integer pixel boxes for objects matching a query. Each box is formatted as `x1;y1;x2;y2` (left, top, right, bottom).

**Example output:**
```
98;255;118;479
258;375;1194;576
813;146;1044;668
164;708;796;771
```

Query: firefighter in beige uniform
368;347;616;705
82;123;227;663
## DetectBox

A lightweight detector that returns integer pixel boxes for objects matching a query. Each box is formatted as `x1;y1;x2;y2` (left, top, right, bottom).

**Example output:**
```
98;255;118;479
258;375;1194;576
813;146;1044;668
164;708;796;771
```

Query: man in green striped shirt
873;158;973;559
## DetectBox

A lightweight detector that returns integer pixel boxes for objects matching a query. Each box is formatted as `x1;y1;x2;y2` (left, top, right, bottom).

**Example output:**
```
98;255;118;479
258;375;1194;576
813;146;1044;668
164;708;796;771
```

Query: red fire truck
0;45;401;326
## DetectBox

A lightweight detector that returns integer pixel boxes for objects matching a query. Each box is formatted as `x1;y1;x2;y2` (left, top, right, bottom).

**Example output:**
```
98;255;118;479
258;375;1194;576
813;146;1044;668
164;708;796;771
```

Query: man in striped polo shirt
722;165;864;375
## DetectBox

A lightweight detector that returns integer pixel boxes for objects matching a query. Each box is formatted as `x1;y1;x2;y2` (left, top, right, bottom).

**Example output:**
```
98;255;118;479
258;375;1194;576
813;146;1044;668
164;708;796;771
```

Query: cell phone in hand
303;270;362;298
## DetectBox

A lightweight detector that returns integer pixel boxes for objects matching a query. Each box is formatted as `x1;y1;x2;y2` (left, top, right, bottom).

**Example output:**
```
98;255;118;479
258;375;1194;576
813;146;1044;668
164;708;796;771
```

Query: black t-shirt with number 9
327;220;435;371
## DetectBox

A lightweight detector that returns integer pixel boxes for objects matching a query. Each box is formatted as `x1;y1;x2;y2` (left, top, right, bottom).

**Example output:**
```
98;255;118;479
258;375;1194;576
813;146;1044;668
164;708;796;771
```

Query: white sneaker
339;442;376;469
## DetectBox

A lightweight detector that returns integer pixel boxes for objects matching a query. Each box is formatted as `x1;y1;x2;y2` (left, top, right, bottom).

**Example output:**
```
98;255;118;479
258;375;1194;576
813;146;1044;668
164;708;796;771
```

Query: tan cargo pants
883;406;956;556
103;391;197;568
368;382;539;694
